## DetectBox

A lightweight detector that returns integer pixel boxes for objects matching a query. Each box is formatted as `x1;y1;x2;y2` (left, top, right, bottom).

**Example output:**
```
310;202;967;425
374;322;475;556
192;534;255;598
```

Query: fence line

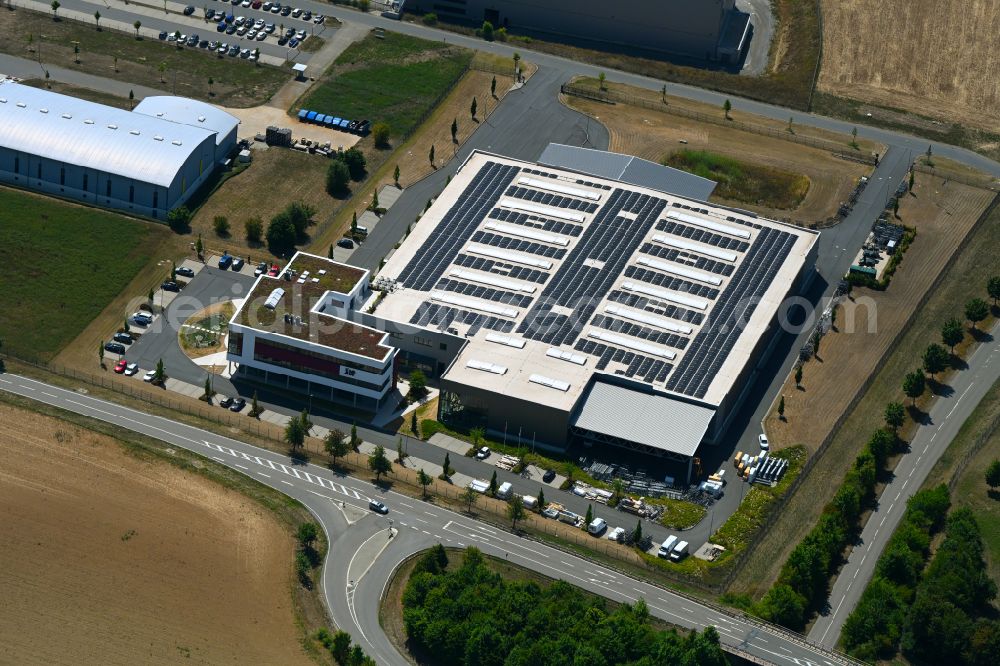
948;411;1000;492
913;162;999;192
560;83;876;166
721;190;1000;591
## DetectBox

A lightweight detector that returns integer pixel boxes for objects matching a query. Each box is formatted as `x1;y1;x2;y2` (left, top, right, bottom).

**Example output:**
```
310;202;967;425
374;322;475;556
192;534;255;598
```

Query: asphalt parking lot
124;263;254;389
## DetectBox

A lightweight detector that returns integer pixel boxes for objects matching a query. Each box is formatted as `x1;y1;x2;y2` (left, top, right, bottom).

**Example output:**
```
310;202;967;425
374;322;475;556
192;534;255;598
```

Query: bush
167;205;191;232
481;20;494;41
326;160;351;198
244;217;263;244
266;215;297;256
422;12;437;25
340;147;367;181
372;122;391;149
212;215;230;237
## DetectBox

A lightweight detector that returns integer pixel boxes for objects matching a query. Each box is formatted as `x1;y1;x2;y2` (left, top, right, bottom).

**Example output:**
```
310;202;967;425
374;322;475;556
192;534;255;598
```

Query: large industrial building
403;0;751;62
228;150;816;483
0;81;239;218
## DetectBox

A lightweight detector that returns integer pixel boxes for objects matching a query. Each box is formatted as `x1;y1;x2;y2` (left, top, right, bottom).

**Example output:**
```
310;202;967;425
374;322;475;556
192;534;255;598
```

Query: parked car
232;258;245;271
302;10;312;21
758;433;769;451
218;254;233;270
270;2;282;12
217;21;227;32
217;42;229;54
241;0;252;7
159;30;169;40
542;507;560;519
113;332;134;344
288;37;299;48
606;526;626;542
183;4;196;14
277;35;288;45
219;396;234;409
291;7;302;17
475;446;491;460
176;266;195;277
265;22;276;32
254;261;268;276
206;8;216;19
131;312;152;326
337;238;354;249
226;24;237;34
254;17;265;27
280;5;291;15
167;31;178;42
229;397;247;412
251;0;262;7
105;342;127;355
369;500;389;514
114;359;128;374
587;517;608;535
161;281;180;292
124;363;139;376
256;31;266;41
262;1;273;10
542;469;556;483
240;48;251;59
143;369;157;382
267;264;280;277
313;14;325;24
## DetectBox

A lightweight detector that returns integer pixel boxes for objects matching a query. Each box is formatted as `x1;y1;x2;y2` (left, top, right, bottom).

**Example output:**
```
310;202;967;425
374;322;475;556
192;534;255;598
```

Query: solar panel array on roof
434;278;534;308
640;242;735;277
607;290;705;325
488;207;584;237
517;189;666;347
657;220;751;252
504;185;600;214
590;315;688;350
666;226;797;398
572;338;674;383
622;266;719;300
470;231;567;259
453;254;548;284
409;302;516;333
397;161;519;290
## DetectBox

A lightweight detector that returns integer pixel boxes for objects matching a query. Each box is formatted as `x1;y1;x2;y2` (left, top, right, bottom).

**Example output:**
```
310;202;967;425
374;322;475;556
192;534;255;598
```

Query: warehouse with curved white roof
0;81;238;218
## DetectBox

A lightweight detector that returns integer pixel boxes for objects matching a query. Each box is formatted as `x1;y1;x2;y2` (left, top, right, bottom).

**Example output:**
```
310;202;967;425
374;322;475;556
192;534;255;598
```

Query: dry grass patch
0;403;314;665
730;180;998;598
819;0;1000;133
565;93;873;225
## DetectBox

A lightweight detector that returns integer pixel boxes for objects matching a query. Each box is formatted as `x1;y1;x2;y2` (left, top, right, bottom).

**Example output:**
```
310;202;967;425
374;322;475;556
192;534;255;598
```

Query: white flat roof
374;151;818;414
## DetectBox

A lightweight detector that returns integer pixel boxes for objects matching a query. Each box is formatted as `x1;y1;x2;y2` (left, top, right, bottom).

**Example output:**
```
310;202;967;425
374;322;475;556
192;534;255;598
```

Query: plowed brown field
0;405;314;666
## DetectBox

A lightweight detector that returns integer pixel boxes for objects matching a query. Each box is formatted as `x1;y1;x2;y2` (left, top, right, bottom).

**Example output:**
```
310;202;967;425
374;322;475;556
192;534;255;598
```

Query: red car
114;359;128;374
268;264;280;277
251;0;261;6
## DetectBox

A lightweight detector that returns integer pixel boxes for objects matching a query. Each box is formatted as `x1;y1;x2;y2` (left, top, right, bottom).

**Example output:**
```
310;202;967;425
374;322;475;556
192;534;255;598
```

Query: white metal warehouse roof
133;96;239;147
0;81;217;187
571;381;715;457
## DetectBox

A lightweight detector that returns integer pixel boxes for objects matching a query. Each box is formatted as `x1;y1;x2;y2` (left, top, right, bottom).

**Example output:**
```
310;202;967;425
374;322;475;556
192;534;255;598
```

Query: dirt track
0;404;313;665
819;0;1000;133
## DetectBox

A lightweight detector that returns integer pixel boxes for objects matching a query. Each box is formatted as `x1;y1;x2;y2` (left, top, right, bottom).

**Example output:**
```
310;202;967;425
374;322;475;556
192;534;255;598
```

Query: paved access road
809;318;1000;647
0;372;862;666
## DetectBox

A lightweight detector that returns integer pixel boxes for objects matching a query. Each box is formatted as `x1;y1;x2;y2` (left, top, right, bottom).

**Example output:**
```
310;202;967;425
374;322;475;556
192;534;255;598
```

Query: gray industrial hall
0;81;239;218
405;0;751;62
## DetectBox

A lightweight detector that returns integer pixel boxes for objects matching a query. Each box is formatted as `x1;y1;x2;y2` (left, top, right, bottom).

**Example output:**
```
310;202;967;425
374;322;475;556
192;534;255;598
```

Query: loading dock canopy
571;382;715;457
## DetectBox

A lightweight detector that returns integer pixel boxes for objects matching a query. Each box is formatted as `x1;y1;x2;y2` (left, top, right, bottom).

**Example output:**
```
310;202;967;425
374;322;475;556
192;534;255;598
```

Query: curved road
0;372;862;666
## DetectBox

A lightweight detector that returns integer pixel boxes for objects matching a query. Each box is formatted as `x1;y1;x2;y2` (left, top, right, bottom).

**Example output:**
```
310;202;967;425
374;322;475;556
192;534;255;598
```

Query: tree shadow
289;449;309;464
796;385;806;392
971;328;994;343
908;404;933;426
950;354;969;371
927;378;954;397
988;489;1000;501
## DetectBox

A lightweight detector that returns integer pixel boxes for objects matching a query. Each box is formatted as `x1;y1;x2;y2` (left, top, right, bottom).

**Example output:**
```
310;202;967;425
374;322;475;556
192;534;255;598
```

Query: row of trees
326;148;368;198
754;423;897;629
314;628;376;666
841;485;951;660
403;546;729;666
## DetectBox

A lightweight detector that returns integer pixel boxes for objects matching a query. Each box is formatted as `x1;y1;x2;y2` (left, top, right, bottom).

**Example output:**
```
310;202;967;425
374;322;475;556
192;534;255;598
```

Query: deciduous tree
368;444;391;481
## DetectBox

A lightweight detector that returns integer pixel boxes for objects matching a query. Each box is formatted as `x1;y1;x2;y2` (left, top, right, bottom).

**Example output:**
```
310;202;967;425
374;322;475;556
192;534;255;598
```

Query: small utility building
0;81;238;217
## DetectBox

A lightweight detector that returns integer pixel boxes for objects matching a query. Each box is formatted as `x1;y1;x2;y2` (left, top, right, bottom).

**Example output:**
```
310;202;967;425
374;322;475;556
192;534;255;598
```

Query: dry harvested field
819;0;1000;133
565;94;872;225
763;174;993;451
0;404;313;666
730;177;997;598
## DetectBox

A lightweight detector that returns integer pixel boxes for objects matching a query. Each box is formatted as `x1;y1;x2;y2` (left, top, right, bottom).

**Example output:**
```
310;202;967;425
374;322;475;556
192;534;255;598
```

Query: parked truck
669;540;689;561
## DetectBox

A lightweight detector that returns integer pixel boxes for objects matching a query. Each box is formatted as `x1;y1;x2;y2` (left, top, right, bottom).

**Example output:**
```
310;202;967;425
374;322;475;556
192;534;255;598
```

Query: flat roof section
572;381;715;458
374;151;817;413
233;253;389;361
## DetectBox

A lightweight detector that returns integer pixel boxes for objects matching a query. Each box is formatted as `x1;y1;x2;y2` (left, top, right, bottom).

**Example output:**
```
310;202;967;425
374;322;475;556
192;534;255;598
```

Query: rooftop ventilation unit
39;108;48;114
84;119;94;124
61;113;72;119
197;115;206;122
665;210;752;239
129;130;140;135
171;140;182;146
263;287;285;310
484;333;525;349
107;124;118;130
546;348;587;365
16;102;26;108
154;135;164;141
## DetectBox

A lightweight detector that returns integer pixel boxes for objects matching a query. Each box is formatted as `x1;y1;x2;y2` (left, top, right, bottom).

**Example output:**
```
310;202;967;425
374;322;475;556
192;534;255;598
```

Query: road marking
434;534;443;539
458;542;465;547
421;530;431;535
562;560;574;566
0;378;10;383
281;480;293;486
212;456;224;462
41;391;58;398
19;385;34;391
412;516;428;524
634;587;644;594
397;501;414;508
947;383;975;419
931;432;938;441
258;472;271;478
924;443;930;453
235;464;248;470
901;479;908;490
424;510;438;517
880;514;888;527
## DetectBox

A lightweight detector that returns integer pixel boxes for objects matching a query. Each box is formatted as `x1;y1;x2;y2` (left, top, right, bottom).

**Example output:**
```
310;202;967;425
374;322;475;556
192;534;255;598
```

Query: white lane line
562;561;575;566
412;516;429;524
931;432;938;441
41;391;58;398
421;530;431;535
947;383;975;418
924;444;930;453
634;587;644;594
434;534;443;539
0;378;10;383
880;514;888;527
235;464;248;470
397;501;414;508
424;511;438;517
19;385;35;391
281;480;293;486
212;456;224;462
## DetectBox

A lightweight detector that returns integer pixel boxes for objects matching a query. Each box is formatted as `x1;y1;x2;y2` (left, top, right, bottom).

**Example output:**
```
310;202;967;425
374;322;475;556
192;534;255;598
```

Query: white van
657;535;679;558
521;495;538;510
355;225;369;237
670;540;689;561
496;481;513;500
587;517;607;535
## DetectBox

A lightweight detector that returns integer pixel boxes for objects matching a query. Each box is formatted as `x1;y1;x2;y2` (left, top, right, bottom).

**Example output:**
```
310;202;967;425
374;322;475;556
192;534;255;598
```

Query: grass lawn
20;79;131;109
0;8;288;107
0;187;163;362
665;150;810;210
297;32;472;142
